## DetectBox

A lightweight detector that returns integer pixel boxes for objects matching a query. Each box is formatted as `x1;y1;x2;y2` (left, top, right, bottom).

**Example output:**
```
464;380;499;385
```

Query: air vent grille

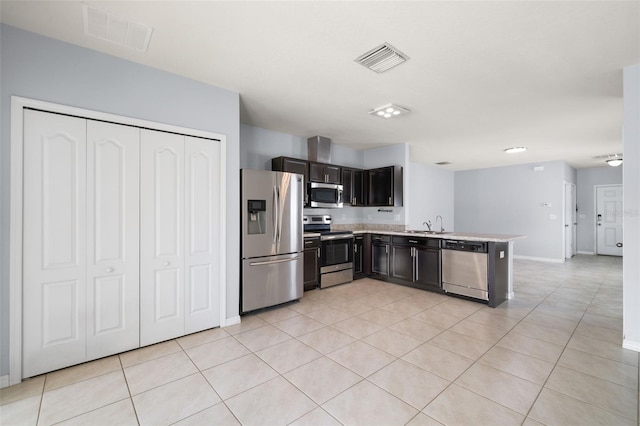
435;162;452;166
83;4;153;52
592;153;623;159
355;43;409;73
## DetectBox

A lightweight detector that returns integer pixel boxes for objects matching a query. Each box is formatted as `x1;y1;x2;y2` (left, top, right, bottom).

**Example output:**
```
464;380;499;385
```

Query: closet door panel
184;137;221;333
23;110;87;378
140;129;185;346
86;121;140;359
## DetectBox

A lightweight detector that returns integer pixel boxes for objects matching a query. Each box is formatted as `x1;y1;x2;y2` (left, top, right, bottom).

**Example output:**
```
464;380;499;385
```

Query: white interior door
140;129;186;346
86;121;140;359
596;185;623;256
564;183;576;259
23;110;88;377
184;136;221;333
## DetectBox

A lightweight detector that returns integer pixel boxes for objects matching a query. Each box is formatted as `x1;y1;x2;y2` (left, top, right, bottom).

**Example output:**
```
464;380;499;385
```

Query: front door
596;185;623;256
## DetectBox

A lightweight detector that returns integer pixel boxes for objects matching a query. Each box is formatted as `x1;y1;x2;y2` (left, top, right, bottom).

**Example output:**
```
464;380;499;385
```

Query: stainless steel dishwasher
441;240;489;301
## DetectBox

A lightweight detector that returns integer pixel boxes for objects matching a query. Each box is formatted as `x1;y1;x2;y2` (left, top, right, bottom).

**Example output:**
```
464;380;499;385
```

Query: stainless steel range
303;215;353;288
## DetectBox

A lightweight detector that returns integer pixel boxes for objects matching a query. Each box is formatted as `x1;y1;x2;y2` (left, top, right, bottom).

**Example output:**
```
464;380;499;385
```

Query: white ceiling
2;1;638;170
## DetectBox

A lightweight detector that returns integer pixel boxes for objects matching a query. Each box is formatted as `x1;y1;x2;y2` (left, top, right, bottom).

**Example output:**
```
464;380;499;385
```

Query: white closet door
23;110;87;377
184;136;221;333
140;130;186;346
86;121;140;359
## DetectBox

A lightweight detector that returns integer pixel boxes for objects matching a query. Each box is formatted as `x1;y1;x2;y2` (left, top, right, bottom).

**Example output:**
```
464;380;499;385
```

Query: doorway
596;185;623;256
564;182;577;259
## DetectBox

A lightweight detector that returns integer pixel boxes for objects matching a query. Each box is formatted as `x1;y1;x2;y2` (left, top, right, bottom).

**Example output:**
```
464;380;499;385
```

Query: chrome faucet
423;220;432;232
436;215;444;232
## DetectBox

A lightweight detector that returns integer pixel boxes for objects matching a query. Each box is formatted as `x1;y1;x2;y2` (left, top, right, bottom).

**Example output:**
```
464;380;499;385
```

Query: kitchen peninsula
315;226;525;308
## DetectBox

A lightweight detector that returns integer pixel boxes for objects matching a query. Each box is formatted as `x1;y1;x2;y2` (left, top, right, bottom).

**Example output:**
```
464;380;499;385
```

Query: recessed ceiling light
370;104;410;119
504;147;527;154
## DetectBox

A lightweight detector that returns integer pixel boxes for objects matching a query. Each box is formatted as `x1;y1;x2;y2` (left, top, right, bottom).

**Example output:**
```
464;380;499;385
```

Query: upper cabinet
272;156;309;206
271;156;402;208
342;167;366;206
367;166;403;207
309;162;341;184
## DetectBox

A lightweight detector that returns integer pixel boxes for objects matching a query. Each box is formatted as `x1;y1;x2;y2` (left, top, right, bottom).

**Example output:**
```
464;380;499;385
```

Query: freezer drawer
242;253;303;313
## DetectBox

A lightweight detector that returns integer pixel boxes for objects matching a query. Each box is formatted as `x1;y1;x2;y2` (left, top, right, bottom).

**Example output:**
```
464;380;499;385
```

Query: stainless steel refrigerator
241;169;304;313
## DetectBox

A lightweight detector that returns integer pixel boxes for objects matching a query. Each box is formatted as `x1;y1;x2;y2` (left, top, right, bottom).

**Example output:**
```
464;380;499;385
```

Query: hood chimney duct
307;136;332;163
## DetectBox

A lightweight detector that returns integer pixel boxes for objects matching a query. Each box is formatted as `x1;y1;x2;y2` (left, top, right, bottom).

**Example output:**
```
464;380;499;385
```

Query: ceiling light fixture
606;157;623;167
504;147;527;154
369;104;410;119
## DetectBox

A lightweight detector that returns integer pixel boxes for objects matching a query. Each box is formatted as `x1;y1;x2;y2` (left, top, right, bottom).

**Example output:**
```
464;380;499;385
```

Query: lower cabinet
303;237;320;290
371;235;391;277
389;236;442;291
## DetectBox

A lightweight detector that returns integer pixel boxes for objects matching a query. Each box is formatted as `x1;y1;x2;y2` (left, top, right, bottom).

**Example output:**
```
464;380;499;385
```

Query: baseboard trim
0;375;9;389
623;339;640;353
221;315;241;328
513;255;564;263
577;251;595;255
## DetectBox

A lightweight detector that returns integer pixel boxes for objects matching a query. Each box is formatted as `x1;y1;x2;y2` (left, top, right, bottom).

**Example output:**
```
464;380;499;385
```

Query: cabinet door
415;248;441;289
303;247;319;291
353;238;364;276
184;136;221;334
23;110;88;377
140;130;186;346
86;121;140;360
325;165;342;184
353;170;366;206
309;162;325;182
391;246;413;281
368;167;393;206
281;157;308;181
371;243;389;275
342;168;353;205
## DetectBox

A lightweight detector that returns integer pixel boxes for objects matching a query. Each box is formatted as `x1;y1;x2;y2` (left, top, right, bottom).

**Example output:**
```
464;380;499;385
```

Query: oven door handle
321;235;353;241
250;256;299;266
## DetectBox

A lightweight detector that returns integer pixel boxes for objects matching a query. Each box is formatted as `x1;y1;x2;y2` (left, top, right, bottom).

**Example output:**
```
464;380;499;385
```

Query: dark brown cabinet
371;234;391;277
272;156;309;206
353;235;365;279
367;166;403;207
310;162;341;184
389;236;441;291
303;237;320;291
342;168;366;206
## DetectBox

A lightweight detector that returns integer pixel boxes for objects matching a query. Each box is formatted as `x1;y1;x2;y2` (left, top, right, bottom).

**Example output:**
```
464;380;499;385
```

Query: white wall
407;162;455;232
576;166;623;254
454;161;575;261
623;64;640;351
0;25;241;377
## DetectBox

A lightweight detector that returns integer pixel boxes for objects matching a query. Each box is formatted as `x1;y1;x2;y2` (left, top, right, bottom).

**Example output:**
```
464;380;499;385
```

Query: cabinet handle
409;240;418;244
388;196;392;205
317;247;320;258
385;245;388;254
353;197;356;205
354;244;358;253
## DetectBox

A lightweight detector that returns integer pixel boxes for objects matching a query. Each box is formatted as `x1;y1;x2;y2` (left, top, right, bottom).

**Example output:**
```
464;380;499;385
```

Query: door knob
616;243;623;248
105;267;114;273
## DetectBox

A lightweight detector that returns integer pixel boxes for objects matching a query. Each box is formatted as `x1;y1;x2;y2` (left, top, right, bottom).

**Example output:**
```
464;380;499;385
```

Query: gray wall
623;64;640;348
0;25;240;377
576;166;623;254
454;161;575;261
407;162;455;232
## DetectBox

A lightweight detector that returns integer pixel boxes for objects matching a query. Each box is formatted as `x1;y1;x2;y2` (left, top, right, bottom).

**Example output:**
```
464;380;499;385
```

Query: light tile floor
2;255;638;425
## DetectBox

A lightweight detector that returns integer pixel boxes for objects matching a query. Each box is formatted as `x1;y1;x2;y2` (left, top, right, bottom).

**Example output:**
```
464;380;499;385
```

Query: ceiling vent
592;153;623;159
435;162;452;166
82;4;153;52
355;43;409;73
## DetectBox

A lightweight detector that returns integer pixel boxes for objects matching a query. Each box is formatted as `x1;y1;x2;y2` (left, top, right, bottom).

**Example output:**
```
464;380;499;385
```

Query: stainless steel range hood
308;136;331;163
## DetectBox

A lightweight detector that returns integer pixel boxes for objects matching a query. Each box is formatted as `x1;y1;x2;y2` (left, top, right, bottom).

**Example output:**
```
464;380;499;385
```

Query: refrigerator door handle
276;185;281;243
249;256;299;266
273;185;278;244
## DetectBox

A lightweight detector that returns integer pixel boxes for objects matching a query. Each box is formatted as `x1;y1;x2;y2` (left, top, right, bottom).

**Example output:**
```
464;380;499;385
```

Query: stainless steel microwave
309;182;343;208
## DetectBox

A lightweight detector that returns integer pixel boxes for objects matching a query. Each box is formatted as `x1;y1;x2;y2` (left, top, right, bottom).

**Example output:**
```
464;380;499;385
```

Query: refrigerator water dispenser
247;199;266;234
